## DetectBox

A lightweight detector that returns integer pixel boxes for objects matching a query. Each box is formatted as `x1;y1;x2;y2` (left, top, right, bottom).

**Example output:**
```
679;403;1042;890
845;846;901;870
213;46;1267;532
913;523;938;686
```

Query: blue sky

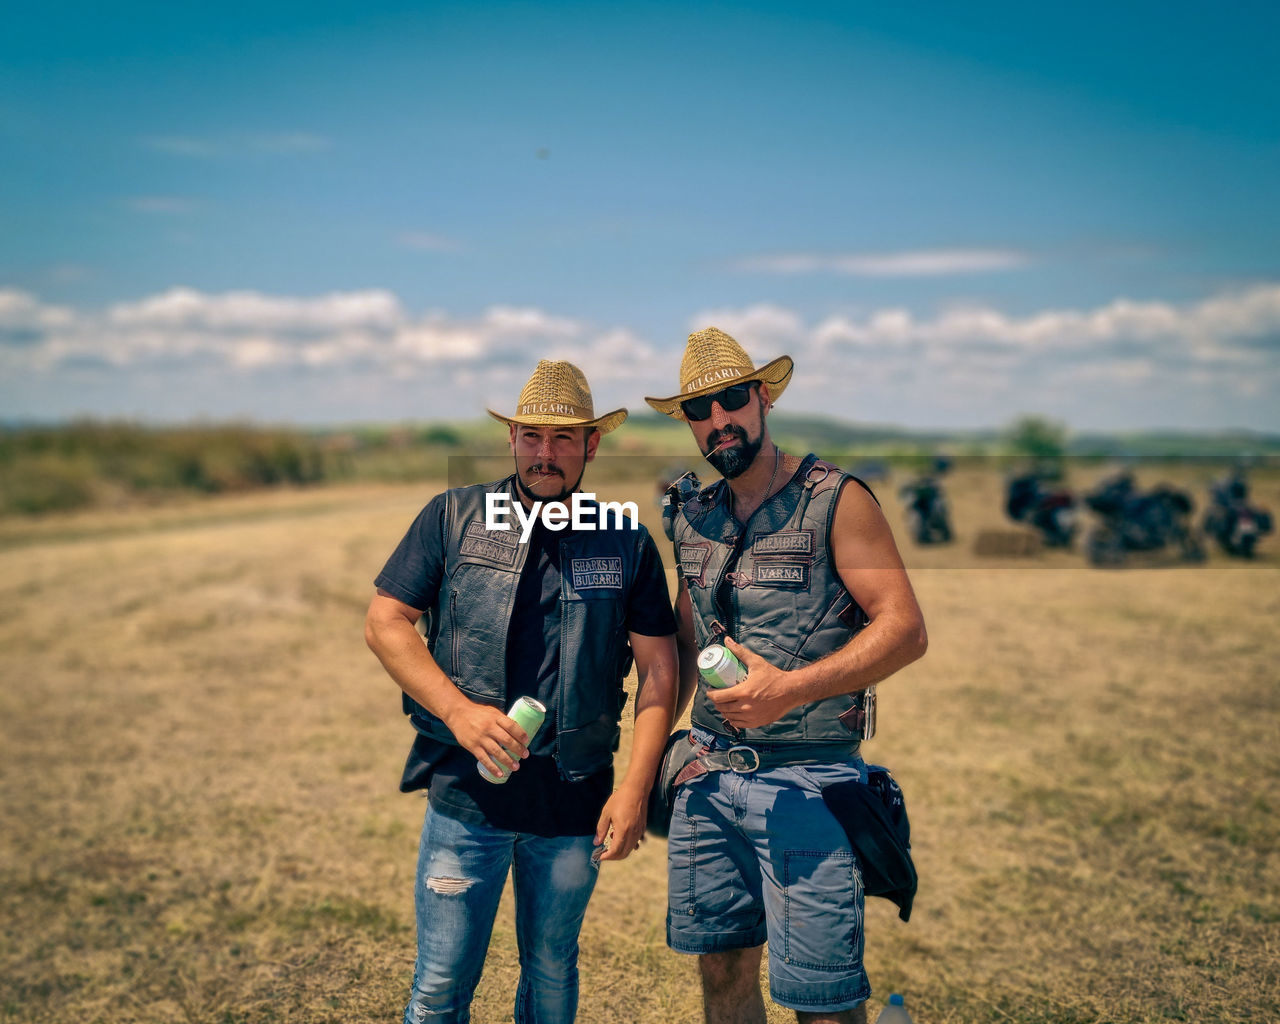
2;0;1278;431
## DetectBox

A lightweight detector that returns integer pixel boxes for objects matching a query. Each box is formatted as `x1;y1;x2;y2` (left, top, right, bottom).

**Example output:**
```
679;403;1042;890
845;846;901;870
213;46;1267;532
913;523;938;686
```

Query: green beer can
698;643;746;689
478;696;547;784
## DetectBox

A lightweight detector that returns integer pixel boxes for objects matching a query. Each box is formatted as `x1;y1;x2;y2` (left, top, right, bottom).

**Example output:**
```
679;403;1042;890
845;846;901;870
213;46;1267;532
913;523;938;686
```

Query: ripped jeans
404;804;600;1024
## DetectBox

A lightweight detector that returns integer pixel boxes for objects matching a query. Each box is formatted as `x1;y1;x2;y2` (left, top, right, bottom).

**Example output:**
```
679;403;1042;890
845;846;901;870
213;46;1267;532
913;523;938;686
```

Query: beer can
698;644;746;689
477;696;547;784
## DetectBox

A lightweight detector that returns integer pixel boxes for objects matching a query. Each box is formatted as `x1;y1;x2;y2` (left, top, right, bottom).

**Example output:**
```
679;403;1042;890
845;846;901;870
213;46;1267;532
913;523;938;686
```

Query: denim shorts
665;729;871;1013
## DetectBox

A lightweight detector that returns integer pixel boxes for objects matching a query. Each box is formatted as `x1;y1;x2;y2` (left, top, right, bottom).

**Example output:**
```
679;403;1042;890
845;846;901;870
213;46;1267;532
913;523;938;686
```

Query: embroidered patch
753;530;814;557
571;556;623;590
459;520;520;566
679;542;712;587
753;562;809;588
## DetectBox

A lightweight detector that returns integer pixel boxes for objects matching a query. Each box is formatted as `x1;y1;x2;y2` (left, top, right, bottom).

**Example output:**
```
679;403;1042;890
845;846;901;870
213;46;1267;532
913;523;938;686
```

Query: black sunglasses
681;381;759;422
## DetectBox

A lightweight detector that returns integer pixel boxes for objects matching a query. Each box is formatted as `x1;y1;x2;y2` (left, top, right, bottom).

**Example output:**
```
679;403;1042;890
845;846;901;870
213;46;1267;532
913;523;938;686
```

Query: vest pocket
557;715;618;778
751;635;811;672
446;566;517;699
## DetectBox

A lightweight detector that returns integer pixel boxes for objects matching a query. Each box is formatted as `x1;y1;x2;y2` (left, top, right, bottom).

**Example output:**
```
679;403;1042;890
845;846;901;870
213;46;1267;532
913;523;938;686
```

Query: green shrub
0;454;98;514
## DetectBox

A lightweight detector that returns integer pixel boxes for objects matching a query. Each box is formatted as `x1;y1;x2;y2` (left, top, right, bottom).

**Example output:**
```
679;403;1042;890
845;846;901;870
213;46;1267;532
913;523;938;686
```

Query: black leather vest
675;454;870;745
406;477;644;781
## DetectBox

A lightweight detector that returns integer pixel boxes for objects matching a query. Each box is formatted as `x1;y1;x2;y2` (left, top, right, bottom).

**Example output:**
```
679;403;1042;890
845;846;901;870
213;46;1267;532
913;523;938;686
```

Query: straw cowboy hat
644;326;794;420
487;359;628;434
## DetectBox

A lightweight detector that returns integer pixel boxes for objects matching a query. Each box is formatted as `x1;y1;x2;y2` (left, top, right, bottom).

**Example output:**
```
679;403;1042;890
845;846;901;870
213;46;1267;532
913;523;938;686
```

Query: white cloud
0;289;608;378
482;306;582;339
1059;358;1158;384
106;287;404;332
737;248;1031;277
394;322;490;363
0;289;76;329
687;304;805;349
2;284;1278;430
689;285;1280;430
228;337;288;370
805;287;1280;368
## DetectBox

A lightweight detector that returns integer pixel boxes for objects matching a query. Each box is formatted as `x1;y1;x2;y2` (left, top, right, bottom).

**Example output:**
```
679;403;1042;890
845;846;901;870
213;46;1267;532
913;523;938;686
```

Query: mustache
524;463;565;478
706;427;747;455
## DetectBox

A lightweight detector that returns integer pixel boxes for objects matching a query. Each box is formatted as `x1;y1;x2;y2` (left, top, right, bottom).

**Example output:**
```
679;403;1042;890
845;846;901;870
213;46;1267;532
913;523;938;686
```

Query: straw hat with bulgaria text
645;326;794;420
487;359;628;434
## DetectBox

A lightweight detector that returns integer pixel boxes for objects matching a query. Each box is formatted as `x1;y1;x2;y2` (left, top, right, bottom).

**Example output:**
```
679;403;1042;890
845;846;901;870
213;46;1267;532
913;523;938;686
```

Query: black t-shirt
375;489;676;836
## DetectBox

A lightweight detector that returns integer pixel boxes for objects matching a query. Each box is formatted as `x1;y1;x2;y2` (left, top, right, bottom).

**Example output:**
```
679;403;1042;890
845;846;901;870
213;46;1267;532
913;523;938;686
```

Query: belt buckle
726;745;760;773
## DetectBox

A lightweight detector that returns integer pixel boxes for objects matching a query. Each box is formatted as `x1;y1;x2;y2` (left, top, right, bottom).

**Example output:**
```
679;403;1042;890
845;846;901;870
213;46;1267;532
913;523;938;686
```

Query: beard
513;462;583;505
702;425;763;480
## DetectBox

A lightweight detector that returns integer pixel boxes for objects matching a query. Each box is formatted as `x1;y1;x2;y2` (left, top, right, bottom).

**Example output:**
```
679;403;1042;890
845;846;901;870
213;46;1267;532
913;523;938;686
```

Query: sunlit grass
1;468;1278;1022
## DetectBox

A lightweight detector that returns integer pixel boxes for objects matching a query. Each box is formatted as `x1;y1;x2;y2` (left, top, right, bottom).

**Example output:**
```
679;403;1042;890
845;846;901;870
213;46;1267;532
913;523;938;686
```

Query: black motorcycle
900;464;953;545
1005;470;1077;548
1083;472;1204;567
1202;471;1273;558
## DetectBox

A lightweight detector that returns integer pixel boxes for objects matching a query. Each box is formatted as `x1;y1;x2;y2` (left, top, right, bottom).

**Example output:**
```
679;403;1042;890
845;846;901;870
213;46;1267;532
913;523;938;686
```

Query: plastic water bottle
874;993;914;1024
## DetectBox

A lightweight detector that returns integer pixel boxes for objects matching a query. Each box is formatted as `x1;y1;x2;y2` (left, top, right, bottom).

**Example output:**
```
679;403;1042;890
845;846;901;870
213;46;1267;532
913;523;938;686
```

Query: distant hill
1063;428;1280;458
614;413;1280;460
3;416;1276;516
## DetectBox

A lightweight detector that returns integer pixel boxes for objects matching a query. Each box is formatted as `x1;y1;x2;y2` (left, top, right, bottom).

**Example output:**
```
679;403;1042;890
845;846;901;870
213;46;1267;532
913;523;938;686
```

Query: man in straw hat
366;360;678;1024
645;328;928;1024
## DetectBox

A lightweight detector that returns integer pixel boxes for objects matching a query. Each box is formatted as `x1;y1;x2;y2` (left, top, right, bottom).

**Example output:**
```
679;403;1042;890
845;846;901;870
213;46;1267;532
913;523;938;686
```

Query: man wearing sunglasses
645;327;928;1024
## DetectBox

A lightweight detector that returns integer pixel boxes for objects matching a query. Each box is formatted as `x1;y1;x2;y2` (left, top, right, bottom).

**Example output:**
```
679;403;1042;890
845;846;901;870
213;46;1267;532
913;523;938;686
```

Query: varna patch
752;562;810;588
459;520;520;566
570;556;623;590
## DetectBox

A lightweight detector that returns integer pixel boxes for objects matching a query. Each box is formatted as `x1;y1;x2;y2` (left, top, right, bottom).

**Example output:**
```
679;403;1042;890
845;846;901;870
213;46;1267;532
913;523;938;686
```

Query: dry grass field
2;463;1277;1024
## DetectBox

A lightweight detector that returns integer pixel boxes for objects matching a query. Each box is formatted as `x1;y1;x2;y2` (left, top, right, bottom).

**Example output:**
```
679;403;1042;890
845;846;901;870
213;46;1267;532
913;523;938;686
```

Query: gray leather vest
406;477;643;781
675;454;870;745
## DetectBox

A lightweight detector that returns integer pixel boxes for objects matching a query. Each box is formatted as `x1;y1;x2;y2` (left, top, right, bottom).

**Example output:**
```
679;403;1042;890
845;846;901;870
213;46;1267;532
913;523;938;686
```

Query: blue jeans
404;804;600;1024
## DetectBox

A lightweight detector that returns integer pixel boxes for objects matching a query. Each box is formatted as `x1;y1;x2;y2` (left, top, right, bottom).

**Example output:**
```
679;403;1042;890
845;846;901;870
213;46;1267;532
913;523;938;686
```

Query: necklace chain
731;444;781;519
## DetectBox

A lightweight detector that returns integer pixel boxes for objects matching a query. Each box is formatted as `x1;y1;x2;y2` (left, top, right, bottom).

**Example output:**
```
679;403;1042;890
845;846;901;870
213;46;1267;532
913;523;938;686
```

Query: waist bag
821;765;917;921
646;730;698;839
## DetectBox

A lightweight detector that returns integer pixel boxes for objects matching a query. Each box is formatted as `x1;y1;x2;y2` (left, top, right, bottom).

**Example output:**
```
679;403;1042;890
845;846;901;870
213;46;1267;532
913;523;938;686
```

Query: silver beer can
697;644;746;689
477;696;547;784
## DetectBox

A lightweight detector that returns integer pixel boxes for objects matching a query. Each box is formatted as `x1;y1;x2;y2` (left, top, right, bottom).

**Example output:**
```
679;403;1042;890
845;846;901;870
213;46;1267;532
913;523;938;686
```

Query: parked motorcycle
1083;471;1204;567
1005;469;1077;548
900;459;953;545
1202;470;1273;558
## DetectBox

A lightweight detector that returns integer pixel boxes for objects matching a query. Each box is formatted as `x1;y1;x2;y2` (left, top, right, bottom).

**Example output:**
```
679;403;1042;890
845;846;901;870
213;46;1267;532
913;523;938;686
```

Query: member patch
571;556;623;590
679;542;712;587
459;520;520;566
753;562;809;588
753;530;814;557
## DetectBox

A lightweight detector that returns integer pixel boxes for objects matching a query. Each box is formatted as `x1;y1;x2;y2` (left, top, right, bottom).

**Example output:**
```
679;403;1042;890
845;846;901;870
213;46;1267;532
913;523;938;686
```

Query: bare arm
364;589;531;777
709;481;928;730
671;579;702;726
594;629;679;861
